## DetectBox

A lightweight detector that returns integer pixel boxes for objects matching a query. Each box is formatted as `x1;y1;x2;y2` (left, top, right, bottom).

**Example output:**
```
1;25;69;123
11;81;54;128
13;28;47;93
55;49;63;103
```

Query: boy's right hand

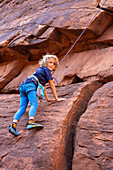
47;99;56;102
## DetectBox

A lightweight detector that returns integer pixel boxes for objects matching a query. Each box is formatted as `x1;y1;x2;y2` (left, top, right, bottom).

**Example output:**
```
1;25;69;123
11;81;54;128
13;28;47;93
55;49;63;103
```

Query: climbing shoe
27;122;44;130
9;125;20;136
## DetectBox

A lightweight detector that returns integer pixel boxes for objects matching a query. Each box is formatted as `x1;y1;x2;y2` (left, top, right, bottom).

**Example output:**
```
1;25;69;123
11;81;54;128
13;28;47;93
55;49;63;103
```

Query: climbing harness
58;0;108;66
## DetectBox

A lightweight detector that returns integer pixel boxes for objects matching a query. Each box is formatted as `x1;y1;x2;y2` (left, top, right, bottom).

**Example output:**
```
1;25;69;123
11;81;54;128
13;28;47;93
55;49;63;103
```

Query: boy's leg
9;92;28;136
27;90;44;130
13;93;28;121
27;90;38;119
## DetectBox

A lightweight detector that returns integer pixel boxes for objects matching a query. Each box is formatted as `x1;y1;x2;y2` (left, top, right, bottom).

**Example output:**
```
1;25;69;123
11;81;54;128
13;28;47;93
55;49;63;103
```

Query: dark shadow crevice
54;81;102;170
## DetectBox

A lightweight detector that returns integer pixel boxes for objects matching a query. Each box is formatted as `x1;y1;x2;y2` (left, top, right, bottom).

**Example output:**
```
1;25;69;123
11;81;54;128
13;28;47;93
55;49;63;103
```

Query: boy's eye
49;62;55;65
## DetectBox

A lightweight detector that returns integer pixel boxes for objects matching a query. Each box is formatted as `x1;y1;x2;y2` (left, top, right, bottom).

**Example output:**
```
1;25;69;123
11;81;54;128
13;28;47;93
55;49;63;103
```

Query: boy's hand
47;99;56;102
56;98;66;102
47;98;66;102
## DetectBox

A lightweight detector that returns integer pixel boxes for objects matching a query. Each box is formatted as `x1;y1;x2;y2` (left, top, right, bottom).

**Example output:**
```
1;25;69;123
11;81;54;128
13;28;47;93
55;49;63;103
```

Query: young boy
9;54;63;136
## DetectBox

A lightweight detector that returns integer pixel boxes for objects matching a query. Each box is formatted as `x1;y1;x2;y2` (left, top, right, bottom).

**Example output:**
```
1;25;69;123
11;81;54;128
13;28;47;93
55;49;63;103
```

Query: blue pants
13;82;38;121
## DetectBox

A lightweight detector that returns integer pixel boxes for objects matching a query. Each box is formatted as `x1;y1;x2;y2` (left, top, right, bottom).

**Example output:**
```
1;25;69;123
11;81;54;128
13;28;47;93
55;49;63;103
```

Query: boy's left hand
56;98;66;102
47;98;66;102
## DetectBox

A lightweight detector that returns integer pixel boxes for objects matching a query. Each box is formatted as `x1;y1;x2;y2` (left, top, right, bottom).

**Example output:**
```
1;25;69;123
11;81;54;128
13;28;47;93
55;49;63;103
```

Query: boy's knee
31;102;38;109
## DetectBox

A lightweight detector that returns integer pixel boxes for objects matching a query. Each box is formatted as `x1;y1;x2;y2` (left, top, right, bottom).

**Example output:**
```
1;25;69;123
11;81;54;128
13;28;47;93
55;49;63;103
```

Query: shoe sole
27;125;44;130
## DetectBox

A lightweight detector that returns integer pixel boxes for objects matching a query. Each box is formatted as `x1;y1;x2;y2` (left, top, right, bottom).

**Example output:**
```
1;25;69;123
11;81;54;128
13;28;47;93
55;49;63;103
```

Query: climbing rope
59;0;108;65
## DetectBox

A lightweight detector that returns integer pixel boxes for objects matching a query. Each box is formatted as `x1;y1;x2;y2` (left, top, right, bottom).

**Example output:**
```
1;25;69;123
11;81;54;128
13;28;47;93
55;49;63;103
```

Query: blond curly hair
39;54;59;70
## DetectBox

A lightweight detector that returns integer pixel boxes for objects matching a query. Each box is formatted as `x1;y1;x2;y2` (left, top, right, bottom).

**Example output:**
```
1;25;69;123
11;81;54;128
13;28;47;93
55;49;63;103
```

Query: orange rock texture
0;0;113;169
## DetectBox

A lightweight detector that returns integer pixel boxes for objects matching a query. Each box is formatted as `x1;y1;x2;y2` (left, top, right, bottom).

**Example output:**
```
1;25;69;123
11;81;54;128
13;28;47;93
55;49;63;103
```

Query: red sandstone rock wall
0;0;113;92
0;0;113;169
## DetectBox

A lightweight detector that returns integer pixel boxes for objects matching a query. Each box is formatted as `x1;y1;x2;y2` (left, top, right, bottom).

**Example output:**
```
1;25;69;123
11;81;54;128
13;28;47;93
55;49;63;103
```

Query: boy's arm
45;79;65;102
48;79;59;101
44;87;51;101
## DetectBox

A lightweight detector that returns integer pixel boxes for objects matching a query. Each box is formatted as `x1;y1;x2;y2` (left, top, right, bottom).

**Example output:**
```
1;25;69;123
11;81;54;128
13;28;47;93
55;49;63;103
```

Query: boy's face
47;58;56;71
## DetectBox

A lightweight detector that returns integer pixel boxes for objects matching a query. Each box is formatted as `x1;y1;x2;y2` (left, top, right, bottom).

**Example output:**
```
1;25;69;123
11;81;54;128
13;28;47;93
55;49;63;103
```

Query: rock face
72;82;113;170
0;82;102;170
0;0;113;169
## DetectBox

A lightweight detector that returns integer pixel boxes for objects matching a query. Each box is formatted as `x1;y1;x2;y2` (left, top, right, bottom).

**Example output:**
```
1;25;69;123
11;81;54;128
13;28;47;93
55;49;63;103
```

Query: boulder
53;47;113;85
0;59;28;91
0;0;112;63
2;61;39;93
